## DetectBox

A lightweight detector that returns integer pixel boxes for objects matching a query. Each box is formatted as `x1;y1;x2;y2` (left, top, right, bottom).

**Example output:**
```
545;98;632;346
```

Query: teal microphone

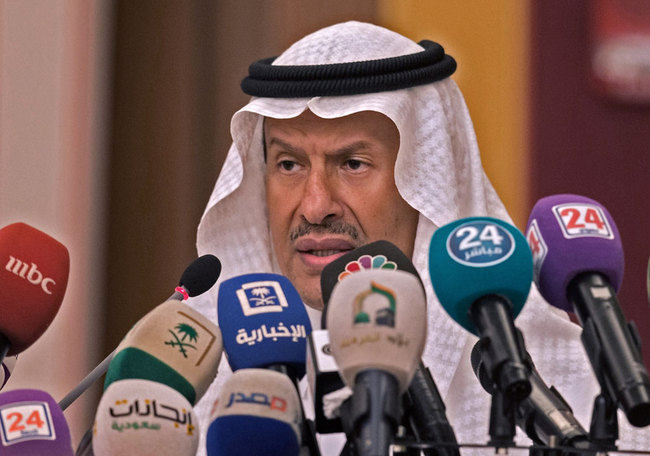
428;217;533;401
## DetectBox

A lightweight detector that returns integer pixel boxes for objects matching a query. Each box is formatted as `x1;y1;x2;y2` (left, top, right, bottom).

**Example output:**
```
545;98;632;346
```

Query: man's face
264;110;419;311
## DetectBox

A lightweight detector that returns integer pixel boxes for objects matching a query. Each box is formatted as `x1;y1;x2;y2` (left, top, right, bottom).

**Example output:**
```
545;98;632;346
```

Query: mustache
289;219;360;242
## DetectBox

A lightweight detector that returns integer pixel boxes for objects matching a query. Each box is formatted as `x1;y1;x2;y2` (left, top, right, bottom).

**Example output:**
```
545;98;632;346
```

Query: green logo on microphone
165;323;199;358
353;281;396;328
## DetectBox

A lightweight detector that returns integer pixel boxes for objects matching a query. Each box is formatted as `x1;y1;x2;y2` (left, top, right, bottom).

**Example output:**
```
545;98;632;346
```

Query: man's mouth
294;238;356;267
307;249;345;257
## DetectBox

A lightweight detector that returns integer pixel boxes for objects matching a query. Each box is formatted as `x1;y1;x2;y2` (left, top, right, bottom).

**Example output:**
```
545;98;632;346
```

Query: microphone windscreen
179;254;222;297
320;240;420;311
105;300;223;405
0;222;69;355
428;217;533;335
1;356;17;390
206;368;301;456
525;194;623;312
326;269;426;392
93;379;199;456
0;389;73;455
217;273;311;374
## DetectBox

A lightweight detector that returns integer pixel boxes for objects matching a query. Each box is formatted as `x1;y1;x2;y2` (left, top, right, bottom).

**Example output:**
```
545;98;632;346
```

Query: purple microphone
526;194;650;428
0;389;73;455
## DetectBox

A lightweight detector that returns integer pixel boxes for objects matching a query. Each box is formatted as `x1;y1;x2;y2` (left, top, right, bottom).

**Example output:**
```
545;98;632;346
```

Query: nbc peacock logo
338;254;397;282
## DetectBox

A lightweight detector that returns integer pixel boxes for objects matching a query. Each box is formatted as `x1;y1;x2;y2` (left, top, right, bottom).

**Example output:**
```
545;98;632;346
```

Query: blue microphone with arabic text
217;273;319;454
217;273;311;380
206;368;302;455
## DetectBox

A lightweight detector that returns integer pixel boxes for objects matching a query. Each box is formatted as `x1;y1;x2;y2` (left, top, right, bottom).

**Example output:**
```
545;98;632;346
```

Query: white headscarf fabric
190;21;648;455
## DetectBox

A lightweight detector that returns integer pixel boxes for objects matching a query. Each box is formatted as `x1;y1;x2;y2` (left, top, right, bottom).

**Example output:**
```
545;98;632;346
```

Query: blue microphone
206;369;302;456
216;273;320;455
217;273;311;379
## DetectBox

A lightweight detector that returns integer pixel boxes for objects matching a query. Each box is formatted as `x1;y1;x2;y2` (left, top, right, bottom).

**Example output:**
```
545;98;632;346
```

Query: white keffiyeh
189;21;648;455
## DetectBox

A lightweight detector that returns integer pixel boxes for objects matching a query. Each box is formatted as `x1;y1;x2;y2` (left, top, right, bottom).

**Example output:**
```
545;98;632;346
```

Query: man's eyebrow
266;137;303;155
333;141;370;156
267;137;370;155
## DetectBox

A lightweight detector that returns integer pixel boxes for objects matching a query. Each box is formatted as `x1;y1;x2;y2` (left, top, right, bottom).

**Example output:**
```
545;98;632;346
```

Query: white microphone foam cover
210;368;302;443
113;299;222;402
326;269;426;391
93;379;199;456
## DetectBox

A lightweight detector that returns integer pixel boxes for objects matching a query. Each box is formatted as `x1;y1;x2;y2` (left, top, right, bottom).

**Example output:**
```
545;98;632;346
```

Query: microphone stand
581;317;619;453
268;364;322;456
0;333;9;367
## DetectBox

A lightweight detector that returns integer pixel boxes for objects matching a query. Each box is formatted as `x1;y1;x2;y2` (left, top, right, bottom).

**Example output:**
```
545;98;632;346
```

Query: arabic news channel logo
237;280;289;316
447;221;515;267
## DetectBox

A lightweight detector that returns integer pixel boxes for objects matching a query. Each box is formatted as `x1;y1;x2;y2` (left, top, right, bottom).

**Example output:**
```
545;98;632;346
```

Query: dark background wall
103;0;378;358
530;1;650;365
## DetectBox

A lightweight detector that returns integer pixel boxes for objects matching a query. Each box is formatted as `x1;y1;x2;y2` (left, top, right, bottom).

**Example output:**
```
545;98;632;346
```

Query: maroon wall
530;1;650;366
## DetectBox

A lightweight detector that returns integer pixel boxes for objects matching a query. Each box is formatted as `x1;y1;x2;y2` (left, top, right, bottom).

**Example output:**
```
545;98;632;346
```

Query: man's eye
345;159;364;170
279;160;297;171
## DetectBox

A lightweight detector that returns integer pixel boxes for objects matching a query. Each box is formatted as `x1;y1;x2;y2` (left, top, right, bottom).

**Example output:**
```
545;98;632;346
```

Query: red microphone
0;222;69;361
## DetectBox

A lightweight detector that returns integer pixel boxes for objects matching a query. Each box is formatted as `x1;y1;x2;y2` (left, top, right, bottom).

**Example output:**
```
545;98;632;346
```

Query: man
190;21;648;454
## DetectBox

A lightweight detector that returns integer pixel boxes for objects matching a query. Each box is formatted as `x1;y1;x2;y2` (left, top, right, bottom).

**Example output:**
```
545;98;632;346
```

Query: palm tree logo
165;323;199;358
249;287;277;306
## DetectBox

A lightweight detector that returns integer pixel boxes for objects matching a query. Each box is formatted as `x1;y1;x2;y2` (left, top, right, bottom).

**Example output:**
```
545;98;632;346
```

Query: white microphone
326;269;426;456
92;379;199;455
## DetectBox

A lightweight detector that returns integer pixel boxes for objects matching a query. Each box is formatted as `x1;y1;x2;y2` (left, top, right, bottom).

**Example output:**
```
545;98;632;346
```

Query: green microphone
428;217;533;401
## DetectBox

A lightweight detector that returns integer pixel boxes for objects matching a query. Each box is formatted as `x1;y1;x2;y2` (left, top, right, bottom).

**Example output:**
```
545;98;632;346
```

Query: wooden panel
378;0;531;228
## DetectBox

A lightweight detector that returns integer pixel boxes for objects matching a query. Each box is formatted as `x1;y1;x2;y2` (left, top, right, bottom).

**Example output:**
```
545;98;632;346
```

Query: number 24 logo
554;203;613;238
5;409;45;431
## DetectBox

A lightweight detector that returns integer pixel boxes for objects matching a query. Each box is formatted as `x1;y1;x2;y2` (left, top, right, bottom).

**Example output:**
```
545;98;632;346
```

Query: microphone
0;388;73;455
428;217;533;402
1;355;18;390
471;340;591;449
217;273;320;455
526;194;650;427
320;240;405;328
306;328;347;434
104;299;223;405
92;379;198;455
169;254;222;301
326;268;427;456
320;240;459;455
206;368;302;456
217;273;311;379
59;254;222;411
0;222;70;363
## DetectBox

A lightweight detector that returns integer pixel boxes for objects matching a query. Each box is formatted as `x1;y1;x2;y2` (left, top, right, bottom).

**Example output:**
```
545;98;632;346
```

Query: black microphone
306;328;347;434
471;340;591;450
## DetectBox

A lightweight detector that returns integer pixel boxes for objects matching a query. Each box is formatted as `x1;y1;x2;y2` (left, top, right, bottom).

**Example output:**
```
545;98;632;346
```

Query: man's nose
298;170;342;225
